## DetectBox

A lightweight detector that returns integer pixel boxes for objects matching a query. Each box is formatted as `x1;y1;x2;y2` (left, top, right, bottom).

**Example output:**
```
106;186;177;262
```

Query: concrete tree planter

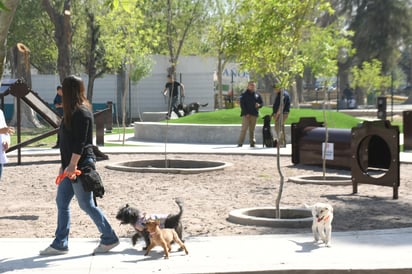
228;207;312;228
227;174;351;228
106;159;231;174
288;174;351;185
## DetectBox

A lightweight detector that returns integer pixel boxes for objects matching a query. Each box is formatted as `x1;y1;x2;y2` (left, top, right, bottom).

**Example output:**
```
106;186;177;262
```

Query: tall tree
399;45;412;87
349;0;410;74
98;0;157;138
207;0;239;109
231;0;333;217
300;21;354;96
7;0;56;73
0;0;19;81
42;0;72;82
330;0;412;90
72;2;109;103
300;22;353;177
351;59;391;105
9;43;43;127
165;0;205;75
146;0;209;75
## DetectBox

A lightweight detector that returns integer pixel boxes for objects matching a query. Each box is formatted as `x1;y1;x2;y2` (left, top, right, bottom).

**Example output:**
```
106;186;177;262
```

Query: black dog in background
116;199;184;249
262;115;275;148
177;102;208;116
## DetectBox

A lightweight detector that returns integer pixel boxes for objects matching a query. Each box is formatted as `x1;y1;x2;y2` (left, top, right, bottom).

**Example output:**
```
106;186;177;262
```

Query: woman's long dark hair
61;75;91;129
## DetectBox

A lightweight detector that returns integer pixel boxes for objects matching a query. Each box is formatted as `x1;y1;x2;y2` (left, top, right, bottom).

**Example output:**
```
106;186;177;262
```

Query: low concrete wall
134;122;291;145
142;112;166;122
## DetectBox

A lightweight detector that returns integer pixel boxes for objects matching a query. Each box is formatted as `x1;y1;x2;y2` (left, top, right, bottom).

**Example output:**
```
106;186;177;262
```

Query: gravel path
1;153;411;239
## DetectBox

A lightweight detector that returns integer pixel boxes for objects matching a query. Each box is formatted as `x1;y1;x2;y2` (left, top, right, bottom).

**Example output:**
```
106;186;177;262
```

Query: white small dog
306;203;334;247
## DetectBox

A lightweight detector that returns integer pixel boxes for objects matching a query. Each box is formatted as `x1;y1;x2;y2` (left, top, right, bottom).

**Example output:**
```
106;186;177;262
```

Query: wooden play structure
0;78;112;164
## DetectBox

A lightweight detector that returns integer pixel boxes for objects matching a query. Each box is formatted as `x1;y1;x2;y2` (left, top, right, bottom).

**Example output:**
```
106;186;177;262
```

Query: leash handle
55;169;82;185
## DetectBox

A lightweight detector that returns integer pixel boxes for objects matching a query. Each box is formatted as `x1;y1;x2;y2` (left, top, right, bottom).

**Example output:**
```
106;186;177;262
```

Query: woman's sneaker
93;241;119;254
39;246;68;256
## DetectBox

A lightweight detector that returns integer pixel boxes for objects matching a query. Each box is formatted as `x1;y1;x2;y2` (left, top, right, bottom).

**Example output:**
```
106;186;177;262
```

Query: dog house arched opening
356;134;391;178
351;120;399;199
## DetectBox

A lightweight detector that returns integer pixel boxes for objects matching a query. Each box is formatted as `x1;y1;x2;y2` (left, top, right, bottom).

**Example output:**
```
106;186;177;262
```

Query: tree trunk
121;67;131;145
216;55;228;109
9;43;42;128
42;0;72;82
87;74;95;104
116;71;125;125
295;75;304;104
275;90;286;219
0;0;20;81
216;57;223;109
165;0;201;77
85;9;106;104
10;43;31;85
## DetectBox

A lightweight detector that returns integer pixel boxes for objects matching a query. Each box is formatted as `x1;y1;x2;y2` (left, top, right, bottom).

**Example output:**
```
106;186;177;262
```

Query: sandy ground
0;153;411;241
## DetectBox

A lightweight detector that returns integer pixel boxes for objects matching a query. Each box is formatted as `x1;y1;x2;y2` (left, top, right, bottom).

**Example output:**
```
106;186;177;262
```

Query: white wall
2;55;245;121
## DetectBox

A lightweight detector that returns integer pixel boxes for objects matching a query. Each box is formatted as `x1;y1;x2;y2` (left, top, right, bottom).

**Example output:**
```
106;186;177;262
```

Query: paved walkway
2;135;412;273
1;228;412;274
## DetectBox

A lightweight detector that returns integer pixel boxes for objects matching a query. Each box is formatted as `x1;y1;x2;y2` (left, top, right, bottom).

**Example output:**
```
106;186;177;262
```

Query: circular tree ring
106;159;231;174
228;207;312;228
288;175;351;185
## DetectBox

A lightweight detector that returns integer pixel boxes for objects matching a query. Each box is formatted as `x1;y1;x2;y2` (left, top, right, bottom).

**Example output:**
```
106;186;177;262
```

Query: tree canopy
3;0;412;104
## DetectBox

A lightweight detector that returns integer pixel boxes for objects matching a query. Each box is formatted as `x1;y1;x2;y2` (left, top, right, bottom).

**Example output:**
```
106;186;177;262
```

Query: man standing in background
237;81;263;147
52;85;63;149
272;84;291;147
163;75;185;119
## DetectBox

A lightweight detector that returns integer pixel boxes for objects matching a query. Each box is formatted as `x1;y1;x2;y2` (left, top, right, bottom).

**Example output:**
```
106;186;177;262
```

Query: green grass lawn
164;107;362;129
10;108;403;148
9;127;135;148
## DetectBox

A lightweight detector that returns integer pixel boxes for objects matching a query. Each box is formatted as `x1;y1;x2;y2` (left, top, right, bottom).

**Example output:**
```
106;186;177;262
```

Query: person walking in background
52;85;63;149
342;84;355;109
272;84;291;147
237;81;263;147
40;75;118;256
163;74;185;119
0;109;14;180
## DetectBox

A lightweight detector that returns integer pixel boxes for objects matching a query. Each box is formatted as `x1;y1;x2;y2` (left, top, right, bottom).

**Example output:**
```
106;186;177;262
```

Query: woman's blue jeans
50;174;118;251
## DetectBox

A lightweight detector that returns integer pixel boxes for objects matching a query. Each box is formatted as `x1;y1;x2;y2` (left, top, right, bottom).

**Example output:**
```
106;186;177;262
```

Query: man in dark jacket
237;81;263;147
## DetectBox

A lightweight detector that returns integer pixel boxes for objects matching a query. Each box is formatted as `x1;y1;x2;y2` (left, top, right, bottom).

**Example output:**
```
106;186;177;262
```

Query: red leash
55;169;82;185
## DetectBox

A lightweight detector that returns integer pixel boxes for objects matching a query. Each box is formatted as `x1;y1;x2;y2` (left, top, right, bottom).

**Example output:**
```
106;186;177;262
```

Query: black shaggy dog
262;115;275;148
177;102;208;116
116;199;184;249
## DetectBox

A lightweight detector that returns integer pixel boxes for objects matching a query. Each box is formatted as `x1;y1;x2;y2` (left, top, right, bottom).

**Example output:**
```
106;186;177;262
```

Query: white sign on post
322;142;334;160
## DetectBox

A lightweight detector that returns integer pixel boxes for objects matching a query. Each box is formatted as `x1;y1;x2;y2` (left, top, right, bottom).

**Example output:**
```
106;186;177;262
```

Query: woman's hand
2;141;9;151
0;127;14;135
66;163;78;179
67;153;81;179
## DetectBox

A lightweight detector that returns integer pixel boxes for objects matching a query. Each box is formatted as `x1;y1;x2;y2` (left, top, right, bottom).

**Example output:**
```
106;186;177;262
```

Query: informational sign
322;142;334;160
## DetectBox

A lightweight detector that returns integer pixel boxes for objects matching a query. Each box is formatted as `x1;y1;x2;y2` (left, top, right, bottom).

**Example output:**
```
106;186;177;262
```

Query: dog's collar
317;214;330;222
149;232;156;238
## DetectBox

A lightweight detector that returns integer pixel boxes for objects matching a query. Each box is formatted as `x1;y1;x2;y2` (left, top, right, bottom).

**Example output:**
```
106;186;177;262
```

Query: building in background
1;55;251;123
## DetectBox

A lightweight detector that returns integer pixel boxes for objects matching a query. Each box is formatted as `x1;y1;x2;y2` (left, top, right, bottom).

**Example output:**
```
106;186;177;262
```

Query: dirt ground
0;153;411;240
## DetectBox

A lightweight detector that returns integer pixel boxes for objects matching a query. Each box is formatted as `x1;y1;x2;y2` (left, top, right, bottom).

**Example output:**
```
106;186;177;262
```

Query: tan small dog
307;203;334;247
144;219;188;259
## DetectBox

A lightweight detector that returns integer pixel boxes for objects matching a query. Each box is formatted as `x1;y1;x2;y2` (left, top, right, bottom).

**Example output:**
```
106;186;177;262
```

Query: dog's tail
165;198;184;227
200;103;208;107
